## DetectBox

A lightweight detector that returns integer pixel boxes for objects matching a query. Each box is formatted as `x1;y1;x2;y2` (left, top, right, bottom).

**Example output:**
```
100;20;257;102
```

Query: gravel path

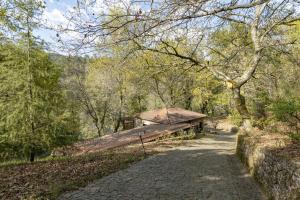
59;127;265;200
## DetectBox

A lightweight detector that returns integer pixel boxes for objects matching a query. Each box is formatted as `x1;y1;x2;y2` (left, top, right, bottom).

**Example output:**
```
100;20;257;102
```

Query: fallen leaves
0;144;151;200
0;135;186;200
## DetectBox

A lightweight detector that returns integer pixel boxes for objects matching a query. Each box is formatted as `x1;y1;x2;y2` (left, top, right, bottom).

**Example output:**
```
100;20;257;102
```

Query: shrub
228;110;243;126
269;99;300;143
175;129;196;140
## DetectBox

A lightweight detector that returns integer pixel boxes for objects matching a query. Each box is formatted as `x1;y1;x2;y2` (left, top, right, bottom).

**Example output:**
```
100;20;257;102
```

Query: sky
35;0;138;54
34;0;78;48
36;0;300;54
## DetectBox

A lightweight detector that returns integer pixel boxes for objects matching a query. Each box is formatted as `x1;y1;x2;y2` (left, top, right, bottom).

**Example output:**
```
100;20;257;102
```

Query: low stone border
236;132;300;200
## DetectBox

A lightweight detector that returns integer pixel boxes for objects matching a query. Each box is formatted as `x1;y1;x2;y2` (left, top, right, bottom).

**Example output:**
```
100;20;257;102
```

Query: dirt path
59;121;265;200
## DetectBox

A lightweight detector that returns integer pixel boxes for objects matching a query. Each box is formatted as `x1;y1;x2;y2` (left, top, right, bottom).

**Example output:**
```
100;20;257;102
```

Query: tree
0;1;79;161
0;42;79;161
61;0;300;131
269;99;300;142
76;62;109;137
87;56;134;133
134;49;225;113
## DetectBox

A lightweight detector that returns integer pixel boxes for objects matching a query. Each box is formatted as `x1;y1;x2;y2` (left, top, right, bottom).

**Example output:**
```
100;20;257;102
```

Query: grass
0;144;154;200
0;135;191;200
173;129;197;140
0;155;74;168
0;159;29;167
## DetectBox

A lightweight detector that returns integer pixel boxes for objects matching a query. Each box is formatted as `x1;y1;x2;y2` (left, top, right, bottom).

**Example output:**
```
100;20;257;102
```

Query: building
135;107;206;130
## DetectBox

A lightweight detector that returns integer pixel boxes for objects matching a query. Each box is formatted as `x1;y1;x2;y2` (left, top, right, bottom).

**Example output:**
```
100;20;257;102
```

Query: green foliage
0;0;45;36
269;99;300;142
246;92;271;129
289;132;300;143
174;129;196;140
229;110;243;126
251;92;270;116
1;0;299;164
269;99;300;122
0;0;82;162
0;42;80;161
76;38;228;137
209;23;253;76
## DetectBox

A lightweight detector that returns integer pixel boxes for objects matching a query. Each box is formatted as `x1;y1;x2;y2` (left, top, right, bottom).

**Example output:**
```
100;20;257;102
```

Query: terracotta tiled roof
136;107;206;124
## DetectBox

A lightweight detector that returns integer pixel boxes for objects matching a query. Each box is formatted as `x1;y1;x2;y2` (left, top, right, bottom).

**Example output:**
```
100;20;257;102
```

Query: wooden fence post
139;131;146;157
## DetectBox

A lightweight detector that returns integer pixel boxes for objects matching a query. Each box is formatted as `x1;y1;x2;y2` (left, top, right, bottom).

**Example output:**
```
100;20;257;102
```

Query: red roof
136;107;206;124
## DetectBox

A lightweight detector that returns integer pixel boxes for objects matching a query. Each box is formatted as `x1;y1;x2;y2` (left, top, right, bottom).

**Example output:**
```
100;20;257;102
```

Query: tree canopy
0;0;300;161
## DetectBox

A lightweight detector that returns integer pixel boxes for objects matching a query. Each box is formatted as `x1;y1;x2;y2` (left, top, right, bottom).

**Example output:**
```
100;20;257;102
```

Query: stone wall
236;133;300;200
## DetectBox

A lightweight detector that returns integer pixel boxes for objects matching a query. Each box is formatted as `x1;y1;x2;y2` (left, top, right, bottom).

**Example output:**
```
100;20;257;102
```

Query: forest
1;0;300;199
1;0;299;163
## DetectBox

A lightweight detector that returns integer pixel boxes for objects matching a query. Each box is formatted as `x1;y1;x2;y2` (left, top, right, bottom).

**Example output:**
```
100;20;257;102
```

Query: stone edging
236;133;300;200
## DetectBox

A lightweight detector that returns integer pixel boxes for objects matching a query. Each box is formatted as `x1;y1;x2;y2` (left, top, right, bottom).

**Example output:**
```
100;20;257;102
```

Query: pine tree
0;1;80;161
0;41;80;161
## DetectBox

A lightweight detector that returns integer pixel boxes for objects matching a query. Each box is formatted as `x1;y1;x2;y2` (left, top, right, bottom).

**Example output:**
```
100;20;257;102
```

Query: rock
237;133;300;200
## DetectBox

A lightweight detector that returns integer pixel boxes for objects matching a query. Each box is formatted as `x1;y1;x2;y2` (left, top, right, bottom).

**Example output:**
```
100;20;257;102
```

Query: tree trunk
114;117;121;133
29;150;35;162
183;79;193;110
154;78;166;105
27;16;36;162
99;100;108;134
184;96;192;110
94;119;102;137
200;100;208;114
114;89;124;133
232;87;252;132
137;96;143;112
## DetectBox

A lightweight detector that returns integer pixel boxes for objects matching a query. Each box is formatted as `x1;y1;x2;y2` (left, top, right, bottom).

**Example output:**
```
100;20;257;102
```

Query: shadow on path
59;125;265;200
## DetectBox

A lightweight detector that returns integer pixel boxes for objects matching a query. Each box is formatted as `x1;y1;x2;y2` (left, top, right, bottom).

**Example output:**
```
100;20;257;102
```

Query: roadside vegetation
0;145;146;199
1;0;300;199
0;136;191;200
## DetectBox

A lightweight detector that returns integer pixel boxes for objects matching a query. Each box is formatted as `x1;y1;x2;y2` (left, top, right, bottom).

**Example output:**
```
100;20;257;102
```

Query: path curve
59;126;265;200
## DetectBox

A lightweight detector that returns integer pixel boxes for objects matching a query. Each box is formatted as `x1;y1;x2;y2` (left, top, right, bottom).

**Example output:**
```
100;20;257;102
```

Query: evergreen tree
0;0;80;161
0;42;80;161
